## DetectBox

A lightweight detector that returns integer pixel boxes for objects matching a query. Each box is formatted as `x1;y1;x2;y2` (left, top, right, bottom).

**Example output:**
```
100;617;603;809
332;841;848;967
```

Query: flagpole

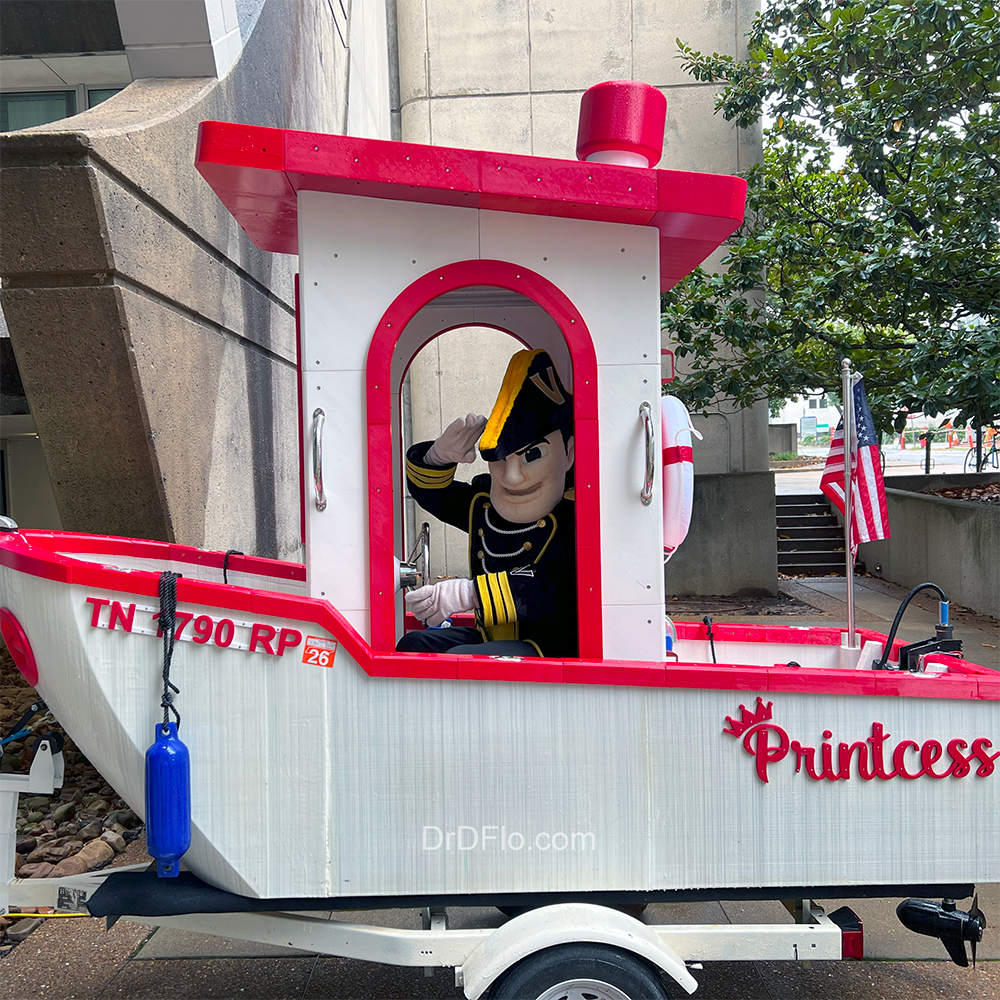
841;358;857;648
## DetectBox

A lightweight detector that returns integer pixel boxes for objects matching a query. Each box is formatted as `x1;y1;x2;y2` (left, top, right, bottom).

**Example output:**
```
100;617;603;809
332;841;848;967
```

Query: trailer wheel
488;943;671;1000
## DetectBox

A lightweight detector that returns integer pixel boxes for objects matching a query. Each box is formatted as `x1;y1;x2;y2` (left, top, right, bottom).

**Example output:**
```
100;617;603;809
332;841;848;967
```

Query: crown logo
723;697;774;738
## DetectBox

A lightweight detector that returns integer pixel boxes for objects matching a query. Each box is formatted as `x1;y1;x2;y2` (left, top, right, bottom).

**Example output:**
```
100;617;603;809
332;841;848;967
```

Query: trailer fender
460;902;698;999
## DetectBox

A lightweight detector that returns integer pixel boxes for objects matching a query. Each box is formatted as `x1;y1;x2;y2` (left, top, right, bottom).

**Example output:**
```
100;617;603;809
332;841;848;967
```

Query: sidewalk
776;575;1000;672
2;582;997;999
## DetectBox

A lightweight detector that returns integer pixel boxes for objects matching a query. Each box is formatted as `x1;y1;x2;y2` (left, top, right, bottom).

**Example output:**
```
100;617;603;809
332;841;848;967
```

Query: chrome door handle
640;401;655;506
312;408;327;512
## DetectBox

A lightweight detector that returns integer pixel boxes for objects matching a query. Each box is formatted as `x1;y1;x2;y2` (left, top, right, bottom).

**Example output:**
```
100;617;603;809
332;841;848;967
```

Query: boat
1;81;994;995
2;521;997;902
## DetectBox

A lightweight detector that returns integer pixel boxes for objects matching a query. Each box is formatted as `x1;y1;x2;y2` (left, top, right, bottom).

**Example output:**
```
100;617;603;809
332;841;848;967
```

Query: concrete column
396;0;766;582
0;0;362;558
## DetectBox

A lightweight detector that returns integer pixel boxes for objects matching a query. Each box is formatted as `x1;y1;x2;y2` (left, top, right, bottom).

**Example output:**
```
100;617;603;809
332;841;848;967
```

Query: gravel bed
1;648;142;951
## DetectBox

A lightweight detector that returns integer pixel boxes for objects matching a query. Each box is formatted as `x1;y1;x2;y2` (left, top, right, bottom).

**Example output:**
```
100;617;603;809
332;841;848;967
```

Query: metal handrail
640;401;655;506
312;408;327;512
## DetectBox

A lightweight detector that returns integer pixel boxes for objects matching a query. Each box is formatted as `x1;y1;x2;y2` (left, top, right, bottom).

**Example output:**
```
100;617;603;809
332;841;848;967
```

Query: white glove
425;413;487;466
405;579;477;627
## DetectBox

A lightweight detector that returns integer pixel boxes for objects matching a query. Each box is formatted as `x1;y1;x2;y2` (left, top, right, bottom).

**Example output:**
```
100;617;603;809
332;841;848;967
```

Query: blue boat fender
145;722;191;878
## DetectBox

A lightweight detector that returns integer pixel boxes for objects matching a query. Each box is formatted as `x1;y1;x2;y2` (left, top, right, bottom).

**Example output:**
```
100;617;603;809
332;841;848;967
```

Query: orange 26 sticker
303;636;338;668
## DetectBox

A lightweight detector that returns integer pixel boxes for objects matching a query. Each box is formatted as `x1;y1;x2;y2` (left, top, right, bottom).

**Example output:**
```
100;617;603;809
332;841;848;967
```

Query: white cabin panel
306;484;369;621
302;371;370;615
478;210;660;368
597;362;665;582
602;604;666;662
337;607;370;640
298;191;481;373
304;370;367;492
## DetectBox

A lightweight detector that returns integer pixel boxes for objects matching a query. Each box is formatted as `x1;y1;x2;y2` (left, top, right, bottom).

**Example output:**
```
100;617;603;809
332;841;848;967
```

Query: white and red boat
2;524;997;904
1;82;994;995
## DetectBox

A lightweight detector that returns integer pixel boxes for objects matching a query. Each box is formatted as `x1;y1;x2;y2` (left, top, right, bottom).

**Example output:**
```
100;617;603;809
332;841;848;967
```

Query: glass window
0;91;76;132
87;88;122;108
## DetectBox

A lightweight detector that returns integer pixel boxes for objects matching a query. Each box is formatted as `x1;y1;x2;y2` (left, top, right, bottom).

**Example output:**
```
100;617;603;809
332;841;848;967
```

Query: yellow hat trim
479;349;544;453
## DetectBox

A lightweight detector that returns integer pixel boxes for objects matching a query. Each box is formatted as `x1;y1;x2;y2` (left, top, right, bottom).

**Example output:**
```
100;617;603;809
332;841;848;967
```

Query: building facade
1;0;769;591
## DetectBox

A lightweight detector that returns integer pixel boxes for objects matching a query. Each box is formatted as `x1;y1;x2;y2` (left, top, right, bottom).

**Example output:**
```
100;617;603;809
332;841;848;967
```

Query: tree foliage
665;0;1000;433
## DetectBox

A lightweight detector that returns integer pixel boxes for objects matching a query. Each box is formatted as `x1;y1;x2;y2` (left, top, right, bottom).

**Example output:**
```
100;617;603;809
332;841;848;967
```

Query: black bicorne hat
479;349;573;462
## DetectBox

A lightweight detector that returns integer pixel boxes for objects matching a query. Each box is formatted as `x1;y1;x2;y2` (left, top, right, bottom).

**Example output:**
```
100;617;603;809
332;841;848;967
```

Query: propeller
896;895;987;968
968;894;987;968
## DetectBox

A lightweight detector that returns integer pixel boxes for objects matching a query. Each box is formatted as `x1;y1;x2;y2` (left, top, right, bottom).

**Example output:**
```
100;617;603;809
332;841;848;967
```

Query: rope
159;571;182;733
0;719;53;747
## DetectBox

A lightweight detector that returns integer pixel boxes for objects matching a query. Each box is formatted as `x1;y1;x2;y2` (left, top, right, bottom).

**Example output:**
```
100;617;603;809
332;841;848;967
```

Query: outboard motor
873;582;962;670
896;895;986;967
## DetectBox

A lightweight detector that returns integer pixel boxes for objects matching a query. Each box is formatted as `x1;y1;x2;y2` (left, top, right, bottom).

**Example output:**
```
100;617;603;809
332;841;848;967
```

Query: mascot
397;349;577;657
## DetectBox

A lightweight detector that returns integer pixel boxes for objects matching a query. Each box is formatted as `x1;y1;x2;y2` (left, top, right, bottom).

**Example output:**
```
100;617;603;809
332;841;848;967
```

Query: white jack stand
1;734;64;915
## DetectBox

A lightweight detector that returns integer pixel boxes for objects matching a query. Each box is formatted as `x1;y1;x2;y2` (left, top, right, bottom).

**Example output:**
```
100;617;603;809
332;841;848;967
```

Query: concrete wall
1;1;123;56
396;0;765;573
688;400;770;474
860;475;1000;618
663;472;778;598
768;423;796;456
396;0;759;169
1;0;388;559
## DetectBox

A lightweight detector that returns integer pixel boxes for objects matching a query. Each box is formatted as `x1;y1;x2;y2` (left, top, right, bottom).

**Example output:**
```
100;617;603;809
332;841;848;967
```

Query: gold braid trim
406;458;455;489
476;575;495;627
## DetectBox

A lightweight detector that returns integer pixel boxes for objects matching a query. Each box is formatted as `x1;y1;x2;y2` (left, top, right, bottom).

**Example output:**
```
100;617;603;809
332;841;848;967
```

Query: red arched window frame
366;260;602;659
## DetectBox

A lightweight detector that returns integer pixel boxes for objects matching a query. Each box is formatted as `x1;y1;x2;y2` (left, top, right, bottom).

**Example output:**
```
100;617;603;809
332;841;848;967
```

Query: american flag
820;378;890;554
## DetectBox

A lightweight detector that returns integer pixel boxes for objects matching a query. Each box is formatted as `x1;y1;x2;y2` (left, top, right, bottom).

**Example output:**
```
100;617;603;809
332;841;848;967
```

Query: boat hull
2;531;997;900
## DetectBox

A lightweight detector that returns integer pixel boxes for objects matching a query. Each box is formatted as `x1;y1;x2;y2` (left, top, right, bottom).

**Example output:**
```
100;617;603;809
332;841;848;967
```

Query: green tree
665;0;1000;436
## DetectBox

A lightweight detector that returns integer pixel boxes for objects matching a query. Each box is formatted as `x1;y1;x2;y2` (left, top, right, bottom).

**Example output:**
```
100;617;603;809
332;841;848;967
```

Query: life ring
661;396;701;560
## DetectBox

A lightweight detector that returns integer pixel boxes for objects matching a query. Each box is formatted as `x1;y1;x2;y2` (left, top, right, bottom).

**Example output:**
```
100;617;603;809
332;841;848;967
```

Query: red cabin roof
195;121;746;291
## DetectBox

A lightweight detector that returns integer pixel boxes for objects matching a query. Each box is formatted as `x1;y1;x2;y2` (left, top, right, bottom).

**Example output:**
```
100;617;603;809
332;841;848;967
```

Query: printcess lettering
725;698;997;784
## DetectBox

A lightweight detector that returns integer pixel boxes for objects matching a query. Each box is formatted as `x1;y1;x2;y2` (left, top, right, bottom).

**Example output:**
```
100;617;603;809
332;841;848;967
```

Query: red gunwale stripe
2;531;995;701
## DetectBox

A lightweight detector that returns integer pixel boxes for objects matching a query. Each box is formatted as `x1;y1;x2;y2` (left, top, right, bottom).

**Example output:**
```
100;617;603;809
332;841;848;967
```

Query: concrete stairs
776;493;846;576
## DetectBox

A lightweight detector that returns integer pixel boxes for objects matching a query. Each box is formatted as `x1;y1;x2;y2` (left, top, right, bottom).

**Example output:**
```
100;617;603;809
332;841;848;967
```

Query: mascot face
488;430;574;524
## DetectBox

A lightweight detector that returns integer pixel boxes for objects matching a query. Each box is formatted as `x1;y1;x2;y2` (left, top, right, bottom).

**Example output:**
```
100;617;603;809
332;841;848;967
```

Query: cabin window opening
396;323;580;660
401;327;524;583
366;262;602;661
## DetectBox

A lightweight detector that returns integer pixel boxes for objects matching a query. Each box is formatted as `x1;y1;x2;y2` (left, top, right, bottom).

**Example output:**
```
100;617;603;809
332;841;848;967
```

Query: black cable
159;571;182;731
223;549;243;585
874;582;947;670
703;616;717;664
